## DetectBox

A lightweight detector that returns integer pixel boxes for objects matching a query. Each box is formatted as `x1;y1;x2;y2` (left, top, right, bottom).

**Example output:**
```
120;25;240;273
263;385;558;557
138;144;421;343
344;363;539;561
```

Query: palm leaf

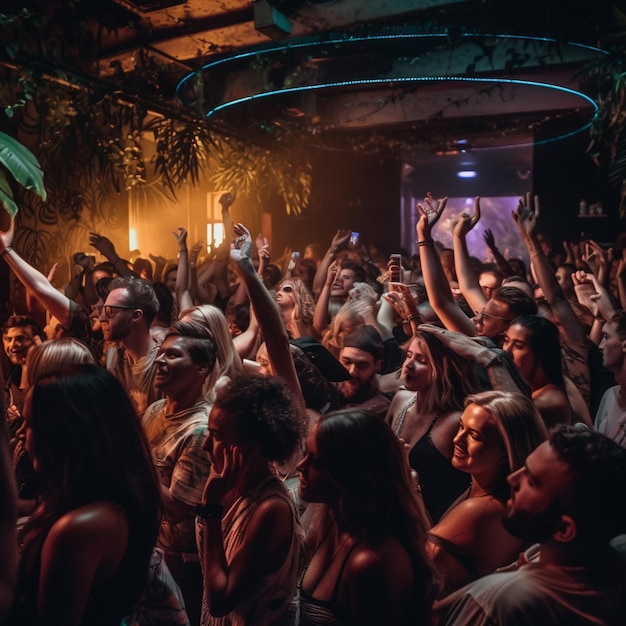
0;131;47;215
0;170;18;217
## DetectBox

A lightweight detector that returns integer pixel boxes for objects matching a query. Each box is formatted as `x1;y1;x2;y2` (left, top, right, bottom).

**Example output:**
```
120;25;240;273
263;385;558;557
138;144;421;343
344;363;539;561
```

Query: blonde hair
179;305;243;401
276;278;315;326
27;338;96;386
464;390;548;472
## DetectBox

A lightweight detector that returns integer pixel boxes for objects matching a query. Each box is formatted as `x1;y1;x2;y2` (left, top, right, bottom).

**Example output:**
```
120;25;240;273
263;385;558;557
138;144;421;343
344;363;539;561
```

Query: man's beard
503;503;564;543
337;378;372;402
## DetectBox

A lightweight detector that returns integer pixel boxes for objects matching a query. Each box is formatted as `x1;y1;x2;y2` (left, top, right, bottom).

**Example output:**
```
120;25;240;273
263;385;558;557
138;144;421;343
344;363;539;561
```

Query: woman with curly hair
7;364;162;626
197;374;306;625
386;330;481;523
275;277;316;339
297;408;435;625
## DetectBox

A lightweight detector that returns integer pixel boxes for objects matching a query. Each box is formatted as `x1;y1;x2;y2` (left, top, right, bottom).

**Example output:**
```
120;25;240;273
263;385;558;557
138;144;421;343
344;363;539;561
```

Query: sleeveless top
197;475;304;626
298;536;361;626
400;397;470;523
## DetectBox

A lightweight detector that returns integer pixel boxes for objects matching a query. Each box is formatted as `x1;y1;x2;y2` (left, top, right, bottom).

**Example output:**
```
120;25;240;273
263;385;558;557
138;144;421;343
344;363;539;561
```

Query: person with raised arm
0;216;96;359
512;193;599;421
414;193;477;336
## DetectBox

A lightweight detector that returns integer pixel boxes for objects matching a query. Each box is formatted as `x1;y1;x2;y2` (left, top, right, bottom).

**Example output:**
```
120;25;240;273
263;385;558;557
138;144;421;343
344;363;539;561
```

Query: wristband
415;240;433;247
402;315;419;324
196;502;223;520
1;246;12;256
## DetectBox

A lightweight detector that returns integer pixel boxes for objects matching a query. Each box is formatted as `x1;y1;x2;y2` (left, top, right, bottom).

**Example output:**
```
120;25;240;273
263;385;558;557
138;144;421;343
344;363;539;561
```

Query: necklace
394;395;417;437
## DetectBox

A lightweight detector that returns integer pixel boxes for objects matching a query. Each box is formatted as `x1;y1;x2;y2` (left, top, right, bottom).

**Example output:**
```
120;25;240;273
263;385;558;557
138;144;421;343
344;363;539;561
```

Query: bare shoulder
431;496;506;544
46;502;129;550
386;389;413;421
252;493;294;524
347;536;412;580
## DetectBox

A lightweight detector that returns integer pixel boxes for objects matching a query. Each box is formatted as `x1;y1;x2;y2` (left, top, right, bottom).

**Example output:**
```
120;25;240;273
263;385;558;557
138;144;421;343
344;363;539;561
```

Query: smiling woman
427;390;547;598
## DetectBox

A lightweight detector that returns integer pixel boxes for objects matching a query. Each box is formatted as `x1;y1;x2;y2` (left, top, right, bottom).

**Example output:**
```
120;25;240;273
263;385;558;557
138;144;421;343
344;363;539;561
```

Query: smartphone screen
350;231;359;247
389;253;402;282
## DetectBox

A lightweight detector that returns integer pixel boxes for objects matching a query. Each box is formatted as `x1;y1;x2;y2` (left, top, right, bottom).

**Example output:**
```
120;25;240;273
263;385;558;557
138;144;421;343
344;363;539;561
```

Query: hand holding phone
389;253;402;283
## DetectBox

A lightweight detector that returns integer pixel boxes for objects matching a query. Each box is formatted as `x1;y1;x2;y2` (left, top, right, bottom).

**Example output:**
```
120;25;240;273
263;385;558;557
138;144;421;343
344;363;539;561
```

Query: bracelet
415;240;433;247
0;246;12;256
196;502;224;520
402;314;419;324
530;250;542;259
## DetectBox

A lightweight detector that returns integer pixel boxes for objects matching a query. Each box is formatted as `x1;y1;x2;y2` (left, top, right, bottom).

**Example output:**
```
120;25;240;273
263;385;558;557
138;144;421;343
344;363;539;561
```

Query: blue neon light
176;32;608;93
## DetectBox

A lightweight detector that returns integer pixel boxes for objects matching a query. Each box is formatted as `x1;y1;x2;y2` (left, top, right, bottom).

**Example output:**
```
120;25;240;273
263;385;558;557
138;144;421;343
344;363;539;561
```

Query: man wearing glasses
472;286;537;346
101;275;161;417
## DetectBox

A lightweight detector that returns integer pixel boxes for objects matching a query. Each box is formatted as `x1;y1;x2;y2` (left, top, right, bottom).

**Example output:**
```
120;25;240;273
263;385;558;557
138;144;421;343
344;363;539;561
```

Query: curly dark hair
213;375;305;463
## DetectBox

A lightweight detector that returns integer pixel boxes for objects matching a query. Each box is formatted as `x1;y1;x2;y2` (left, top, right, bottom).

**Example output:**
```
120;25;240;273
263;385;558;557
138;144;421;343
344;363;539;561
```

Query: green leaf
0;131;47;205
0;170;18;217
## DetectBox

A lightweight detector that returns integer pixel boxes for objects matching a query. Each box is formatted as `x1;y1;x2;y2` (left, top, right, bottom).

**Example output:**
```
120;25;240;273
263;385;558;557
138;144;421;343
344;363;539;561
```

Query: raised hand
173;227;188;249
453;196;481;237
325;259;339;286
89;232;118;260
329;229;351;254
483;228;496;251
230;222;253;262
512;192;540;238
416;191;447;241
219;192;235;210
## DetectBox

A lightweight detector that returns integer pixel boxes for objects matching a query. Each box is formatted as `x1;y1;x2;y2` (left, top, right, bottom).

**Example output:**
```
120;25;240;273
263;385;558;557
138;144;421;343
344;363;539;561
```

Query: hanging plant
0;130;47;216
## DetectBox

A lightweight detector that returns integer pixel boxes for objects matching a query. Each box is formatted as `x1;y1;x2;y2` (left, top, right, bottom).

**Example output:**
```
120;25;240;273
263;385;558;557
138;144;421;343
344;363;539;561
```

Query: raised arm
88;232;135;278
416;193;476;335
483;229;516;277
512;194;587;346
418;323;529;394
172;227;194;313
312;260;338;337
230;224;304;413
452;197;488;314
312;229;350;299
0;217;72;326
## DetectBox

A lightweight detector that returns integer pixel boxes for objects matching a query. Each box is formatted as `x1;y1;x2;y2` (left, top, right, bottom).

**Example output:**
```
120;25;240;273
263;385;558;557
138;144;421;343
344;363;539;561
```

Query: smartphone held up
389;253;402;283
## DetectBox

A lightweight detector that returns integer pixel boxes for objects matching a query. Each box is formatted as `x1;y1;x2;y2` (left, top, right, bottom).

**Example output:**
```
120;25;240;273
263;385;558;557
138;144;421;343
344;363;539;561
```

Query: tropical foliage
0;130;47;216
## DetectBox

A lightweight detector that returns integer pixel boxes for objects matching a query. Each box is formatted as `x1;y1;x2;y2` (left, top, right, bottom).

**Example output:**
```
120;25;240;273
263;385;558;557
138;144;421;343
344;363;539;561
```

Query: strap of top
394;394;417;437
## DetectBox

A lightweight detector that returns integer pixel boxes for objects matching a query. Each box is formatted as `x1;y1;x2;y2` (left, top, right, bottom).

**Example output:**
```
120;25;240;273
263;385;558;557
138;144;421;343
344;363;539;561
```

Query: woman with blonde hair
386;330;481;523
26;337;96;384
274;277;316;339
179;304;243;400
428;390;547;598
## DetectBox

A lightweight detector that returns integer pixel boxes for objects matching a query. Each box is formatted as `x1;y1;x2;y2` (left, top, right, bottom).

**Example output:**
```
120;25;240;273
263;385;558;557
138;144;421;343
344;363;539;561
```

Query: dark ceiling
1;0;624;155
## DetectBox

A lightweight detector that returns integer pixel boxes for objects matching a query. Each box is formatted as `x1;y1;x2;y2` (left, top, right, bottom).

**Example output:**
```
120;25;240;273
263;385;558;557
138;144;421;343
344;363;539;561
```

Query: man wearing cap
335;325;391;418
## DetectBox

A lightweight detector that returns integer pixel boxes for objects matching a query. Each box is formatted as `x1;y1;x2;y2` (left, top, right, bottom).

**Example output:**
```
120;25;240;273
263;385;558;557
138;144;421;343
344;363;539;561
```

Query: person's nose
507;467;522;488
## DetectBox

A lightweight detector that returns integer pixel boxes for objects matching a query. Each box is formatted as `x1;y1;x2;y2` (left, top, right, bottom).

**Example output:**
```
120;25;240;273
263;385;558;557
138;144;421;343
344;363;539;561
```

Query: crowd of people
0;189;625;625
